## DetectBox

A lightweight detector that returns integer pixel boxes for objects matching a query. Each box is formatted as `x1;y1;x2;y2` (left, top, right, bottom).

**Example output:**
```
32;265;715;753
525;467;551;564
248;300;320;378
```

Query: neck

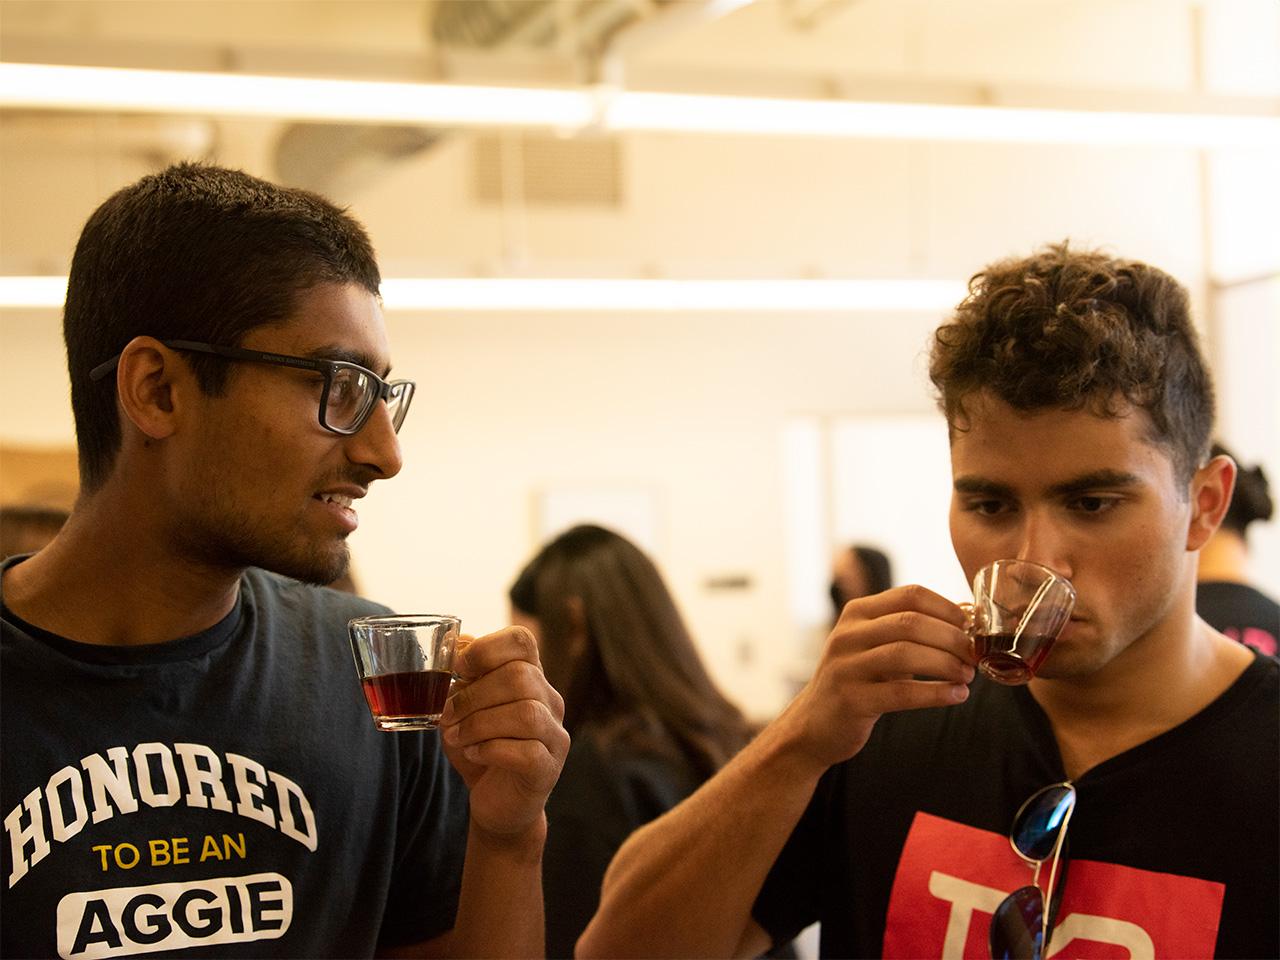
2;479;242;646
1197;530;1249;584
1028;572;1253;780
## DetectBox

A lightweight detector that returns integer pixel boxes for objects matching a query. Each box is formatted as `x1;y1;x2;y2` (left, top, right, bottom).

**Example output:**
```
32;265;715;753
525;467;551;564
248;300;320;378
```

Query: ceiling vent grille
472;133;622;207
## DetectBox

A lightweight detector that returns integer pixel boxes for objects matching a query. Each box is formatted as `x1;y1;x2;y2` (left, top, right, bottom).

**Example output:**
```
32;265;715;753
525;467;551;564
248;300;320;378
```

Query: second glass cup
967;560;1076;685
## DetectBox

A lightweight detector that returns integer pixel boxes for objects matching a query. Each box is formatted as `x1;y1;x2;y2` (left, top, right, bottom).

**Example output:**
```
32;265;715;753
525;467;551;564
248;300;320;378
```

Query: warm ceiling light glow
0;276;967;313
0;276;66;308
380;278;967;311
2;62;1278;147
606;91;1280;148
0;63;597;128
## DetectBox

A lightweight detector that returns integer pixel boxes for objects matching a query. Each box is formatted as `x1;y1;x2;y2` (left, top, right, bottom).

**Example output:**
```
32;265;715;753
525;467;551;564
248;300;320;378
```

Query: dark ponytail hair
510;525;752;779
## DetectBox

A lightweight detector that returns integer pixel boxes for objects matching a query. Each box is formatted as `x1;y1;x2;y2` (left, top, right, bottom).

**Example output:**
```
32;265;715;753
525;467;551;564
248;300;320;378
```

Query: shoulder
242;567;392;622
553;723;700;824
1237;650;1279;703
1220;649;1279;704
237;569;394;668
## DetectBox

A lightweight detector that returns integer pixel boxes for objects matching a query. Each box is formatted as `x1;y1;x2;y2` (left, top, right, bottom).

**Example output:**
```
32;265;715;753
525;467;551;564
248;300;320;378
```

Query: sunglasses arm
1038;800;1076;954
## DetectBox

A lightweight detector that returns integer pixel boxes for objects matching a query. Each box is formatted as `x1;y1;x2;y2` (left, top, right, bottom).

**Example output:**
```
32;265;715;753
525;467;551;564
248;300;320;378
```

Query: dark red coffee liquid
974;632;1054;685
361;669;453;719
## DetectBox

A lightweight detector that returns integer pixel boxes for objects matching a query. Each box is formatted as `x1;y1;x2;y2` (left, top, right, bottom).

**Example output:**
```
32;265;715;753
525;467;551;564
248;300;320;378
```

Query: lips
312;486;366;534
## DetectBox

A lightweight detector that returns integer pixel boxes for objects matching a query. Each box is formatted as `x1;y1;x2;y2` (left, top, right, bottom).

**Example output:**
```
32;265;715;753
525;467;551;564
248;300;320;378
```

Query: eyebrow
954;470;1144;498
1047;470;1144;497
953;476;1015;498
301;344;392;379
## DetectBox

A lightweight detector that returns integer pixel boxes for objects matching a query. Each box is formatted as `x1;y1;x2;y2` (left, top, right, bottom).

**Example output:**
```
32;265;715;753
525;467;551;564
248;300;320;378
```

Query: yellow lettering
198;832;247;861
172;835;189;865
224;832;246;859
91;844;112;871
114;842;140;869
200;833;224;862
149;838;172;866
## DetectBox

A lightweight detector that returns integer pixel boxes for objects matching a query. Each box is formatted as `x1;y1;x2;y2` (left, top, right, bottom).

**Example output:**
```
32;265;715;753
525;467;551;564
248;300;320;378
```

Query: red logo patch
881;812;1223;959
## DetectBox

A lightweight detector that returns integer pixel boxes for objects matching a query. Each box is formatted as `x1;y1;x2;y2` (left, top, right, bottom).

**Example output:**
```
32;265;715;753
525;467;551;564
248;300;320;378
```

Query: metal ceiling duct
273;0;651;197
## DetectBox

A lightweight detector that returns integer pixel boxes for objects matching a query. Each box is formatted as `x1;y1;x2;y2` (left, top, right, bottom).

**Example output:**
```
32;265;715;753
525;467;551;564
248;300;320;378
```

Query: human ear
1186;454;1236;551
114;336;185;440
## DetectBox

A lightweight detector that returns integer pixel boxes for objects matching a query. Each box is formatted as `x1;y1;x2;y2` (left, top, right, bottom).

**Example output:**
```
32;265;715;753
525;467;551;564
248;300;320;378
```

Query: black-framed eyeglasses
989;781;1076;960
89;339;415;436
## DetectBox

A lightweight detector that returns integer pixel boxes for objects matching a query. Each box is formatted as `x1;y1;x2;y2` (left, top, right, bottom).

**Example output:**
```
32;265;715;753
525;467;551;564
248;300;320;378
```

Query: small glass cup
348;614;461;731
967;560;1076;685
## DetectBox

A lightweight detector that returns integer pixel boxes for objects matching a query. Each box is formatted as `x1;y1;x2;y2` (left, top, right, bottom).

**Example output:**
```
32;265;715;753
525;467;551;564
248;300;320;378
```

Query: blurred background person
829;543;893;624
0;504;69;560
1198;441;1279;655
508;524;756;959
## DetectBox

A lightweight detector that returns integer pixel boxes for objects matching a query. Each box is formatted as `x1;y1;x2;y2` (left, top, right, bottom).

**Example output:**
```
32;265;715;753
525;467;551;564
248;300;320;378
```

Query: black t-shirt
1;560;469;958
1197;580;1280;656
753;654;1279;959
543;723;703;959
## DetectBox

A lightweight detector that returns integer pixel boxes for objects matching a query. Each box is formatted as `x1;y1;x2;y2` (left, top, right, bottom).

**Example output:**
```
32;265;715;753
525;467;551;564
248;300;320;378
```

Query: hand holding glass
348;615;460;731
968;560;1076;685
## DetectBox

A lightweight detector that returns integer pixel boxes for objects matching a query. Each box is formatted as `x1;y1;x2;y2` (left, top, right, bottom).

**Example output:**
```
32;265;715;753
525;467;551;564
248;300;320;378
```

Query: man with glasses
580;243;1278;959
1;163;569;957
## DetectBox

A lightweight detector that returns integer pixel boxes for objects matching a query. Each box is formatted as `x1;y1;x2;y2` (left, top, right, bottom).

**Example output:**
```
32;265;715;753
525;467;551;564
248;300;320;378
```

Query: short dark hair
1213;442;1274;538
928;242;1215;484
510;524;752;779
64;162;382;491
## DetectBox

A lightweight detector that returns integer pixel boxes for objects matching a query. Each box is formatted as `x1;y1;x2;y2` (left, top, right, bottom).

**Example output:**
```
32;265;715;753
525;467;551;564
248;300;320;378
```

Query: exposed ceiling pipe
597;0;757;89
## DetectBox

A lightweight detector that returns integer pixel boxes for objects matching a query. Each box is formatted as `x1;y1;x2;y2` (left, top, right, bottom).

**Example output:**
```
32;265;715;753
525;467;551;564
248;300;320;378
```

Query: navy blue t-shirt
1;559;468;958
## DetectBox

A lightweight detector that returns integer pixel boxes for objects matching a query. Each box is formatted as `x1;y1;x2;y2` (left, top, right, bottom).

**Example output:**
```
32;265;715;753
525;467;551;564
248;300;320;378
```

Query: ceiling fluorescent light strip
2;62;1278;147
607;91;1280;148
380;278;967;311
0;277;966;312
0;63;596;128
0;276;67;308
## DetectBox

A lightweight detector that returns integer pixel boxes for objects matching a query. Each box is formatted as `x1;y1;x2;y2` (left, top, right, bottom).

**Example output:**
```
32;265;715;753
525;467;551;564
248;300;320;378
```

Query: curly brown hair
928;242;1215;483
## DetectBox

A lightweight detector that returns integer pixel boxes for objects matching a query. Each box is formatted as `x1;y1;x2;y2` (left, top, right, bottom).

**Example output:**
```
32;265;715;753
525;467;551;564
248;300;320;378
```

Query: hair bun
1236;465;1274;524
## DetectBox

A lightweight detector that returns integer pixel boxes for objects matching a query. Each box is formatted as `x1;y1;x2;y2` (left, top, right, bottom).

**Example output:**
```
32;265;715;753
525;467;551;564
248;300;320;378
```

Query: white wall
2;0;1278;719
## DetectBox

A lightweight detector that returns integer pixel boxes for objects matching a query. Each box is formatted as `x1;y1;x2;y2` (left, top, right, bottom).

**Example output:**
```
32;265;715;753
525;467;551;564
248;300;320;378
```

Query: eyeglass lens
325;367;410;433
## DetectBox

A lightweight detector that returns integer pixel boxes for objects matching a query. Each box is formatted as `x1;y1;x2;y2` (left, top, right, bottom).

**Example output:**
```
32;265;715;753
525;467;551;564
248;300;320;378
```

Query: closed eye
1068;495;1120;515
961;498;1012;517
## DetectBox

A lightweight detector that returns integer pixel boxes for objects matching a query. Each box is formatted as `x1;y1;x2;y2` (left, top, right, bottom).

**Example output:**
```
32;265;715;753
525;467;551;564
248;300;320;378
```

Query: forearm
577;721;827;959
448;815;548;959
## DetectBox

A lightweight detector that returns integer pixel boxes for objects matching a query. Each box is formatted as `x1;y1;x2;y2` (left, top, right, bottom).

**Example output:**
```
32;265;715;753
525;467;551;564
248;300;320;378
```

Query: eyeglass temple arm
89;356;120;382
89;340;227;383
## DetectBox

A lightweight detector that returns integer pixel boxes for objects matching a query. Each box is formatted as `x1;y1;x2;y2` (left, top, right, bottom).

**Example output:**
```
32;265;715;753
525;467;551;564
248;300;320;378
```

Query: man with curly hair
580;243;1278;959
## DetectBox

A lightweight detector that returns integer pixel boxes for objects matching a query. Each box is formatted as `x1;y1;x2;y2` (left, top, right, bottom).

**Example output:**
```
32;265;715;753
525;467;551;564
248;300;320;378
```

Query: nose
343;399;403;479
1014;509;1072;579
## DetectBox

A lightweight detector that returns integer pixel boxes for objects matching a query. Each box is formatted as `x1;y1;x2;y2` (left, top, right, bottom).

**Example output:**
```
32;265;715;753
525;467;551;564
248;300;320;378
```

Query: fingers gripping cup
348;615;461;731
968;560;1076;685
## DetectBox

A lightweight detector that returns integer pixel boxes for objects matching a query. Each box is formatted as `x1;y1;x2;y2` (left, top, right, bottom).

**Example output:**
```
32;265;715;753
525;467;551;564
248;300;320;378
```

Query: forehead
948;391;1175;487
244;282;390;372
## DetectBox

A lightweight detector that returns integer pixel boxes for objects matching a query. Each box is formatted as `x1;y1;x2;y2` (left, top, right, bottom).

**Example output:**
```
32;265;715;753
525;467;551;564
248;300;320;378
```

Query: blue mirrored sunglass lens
989;885;1044;960
1012;785;1075;861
